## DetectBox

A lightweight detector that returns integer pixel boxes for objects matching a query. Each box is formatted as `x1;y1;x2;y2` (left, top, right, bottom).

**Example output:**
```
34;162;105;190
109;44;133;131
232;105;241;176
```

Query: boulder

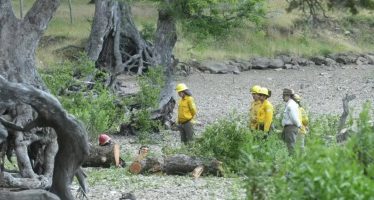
325;58;338;66
310;56;327;65
356;56;369;65
364;54;374;65
268;58;284;69
328;53;359;64
250;57;270;69
199;61;240;74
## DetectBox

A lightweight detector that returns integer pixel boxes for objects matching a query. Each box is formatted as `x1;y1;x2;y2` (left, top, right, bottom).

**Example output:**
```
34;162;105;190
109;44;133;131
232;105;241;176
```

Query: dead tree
0;1;89;199
86;0;178;130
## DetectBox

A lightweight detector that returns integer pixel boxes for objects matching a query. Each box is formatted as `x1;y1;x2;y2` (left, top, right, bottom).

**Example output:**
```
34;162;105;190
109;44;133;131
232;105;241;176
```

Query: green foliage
240;104;374;199
351;103;374;177
287;0;374;21
140;22;156;41
132;66;165;140
191;113;253;172
241;134;289;199
40;54;125;139
309;114;339;137
176;0;265;42
136;66;165;108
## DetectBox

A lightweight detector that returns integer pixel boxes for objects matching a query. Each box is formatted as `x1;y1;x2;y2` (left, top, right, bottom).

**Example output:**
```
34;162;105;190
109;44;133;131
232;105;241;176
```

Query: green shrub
40;54;125;139
140;22;156;41
132;66;165;141
241;104;374;200
191;113;253;172
283;139;374;199
136;66;165;108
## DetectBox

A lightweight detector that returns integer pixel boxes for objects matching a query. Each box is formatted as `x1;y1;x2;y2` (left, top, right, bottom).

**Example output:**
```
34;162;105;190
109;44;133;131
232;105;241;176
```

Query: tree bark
154;0;178;111
0;0;69;196
129;158;162;174
83;143;120;168
0;76;89;200
0;189;60;200
87;0;153;78
163;154;223;176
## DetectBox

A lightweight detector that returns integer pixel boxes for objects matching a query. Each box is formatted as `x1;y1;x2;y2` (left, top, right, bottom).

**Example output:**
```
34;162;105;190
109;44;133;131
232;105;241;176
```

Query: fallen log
129;157;162;174
163;154;223;176
82;143;123;168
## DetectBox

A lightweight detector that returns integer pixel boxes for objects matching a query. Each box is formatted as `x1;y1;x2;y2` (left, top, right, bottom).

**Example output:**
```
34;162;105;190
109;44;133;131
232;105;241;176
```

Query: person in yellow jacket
176;83;197;144
249;85;262;130
294;94;309;151
256;87;274;137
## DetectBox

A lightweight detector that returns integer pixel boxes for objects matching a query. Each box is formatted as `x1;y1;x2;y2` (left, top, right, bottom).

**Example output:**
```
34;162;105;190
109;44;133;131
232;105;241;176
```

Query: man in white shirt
281;88;302;155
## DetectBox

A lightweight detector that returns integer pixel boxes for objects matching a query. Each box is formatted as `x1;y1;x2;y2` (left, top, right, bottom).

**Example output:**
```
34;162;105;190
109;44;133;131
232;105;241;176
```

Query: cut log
163;154;223;176
82;143;122;168
129;158;162;174
129;146;161;174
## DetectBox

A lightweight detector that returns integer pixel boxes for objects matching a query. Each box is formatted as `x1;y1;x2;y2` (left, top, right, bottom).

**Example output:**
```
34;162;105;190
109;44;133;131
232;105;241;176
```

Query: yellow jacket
249;100;262;130
178;96;197;124
257;100;273;132
298;107;309;134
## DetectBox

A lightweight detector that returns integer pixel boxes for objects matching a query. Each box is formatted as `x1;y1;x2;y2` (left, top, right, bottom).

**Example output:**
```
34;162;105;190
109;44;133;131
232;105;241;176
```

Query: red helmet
99;134;111;146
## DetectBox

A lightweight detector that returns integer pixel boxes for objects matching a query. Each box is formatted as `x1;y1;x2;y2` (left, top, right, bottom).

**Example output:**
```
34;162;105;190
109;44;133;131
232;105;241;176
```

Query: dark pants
282;125;298;155
179;121;194;144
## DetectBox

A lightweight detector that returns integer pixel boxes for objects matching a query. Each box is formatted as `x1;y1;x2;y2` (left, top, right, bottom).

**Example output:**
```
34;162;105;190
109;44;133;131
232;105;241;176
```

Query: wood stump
83;143;122;168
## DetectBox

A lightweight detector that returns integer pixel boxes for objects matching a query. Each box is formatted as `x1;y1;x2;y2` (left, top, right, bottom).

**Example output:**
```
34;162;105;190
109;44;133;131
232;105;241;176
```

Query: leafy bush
131;66;165;140
40;54;125;139
136;66;165;108
140;22;155;41
191;114;253;172
241;104;374;199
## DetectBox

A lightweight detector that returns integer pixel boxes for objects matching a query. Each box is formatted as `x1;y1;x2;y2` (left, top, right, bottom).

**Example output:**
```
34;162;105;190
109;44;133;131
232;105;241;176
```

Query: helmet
294;94;301;102
176;83;188;92
283;88;294;96
250;85;261;94
99;134;111;145
258;87;270;96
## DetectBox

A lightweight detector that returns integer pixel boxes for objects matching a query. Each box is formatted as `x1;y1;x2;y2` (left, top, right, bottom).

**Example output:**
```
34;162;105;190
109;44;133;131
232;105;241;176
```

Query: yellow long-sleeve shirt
298;107;309;134
257;100;274;132
249;100;262;130
178;96;197;124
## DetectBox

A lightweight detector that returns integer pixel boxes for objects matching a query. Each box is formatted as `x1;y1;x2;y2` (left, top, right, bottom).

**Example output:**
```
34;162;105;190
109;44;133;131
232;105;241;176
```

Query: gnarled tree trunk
86;0;154;89
87;0;178;130
0;1;89;199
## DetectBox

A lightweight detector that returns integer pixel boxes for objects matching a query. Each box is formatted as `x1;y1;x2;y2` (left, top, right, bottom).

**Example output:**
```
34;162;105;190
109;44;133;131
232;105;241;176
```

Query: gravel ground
78;64;374;200
183;64;374;131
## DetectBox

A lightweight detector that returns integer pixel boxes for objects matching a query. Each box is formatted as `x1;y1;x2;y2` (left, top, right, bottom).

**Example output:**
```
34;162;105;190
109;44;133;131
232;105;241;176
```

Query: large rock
328;53;359;64
364;54;374;65
268;58;284;69
250;57;271;69
356;56;370;65
310;56;327;65
231;59;252;71
199;61;240;74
